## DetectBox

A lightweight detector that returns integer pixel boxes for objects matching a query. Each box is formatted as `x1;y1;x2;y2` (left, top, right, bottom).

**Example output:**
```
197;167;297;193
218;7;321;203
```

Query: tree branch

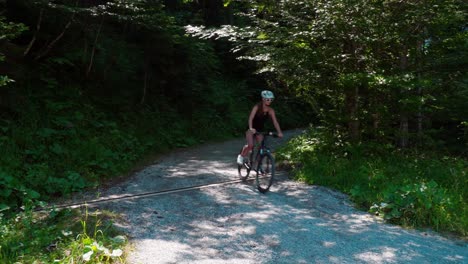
86;16;104;77
35;12;76;60
23;8;44;57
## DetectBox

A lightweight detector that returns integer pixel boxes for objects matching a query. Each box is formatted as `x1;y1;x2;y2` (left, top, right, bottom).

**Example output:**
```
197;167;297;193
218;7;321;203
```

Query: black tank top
252;110;269;131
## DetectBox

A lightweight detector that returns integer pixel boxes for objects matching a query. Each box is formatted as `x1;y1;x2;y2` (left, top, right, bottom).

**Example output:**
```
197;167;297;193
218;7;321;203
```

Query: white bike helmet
261;90;275;99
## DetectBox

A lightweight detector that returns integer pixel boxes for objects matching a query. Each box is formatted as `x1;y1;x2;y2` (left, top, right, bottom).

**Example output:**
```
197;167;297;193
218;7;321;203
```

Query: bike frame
246;132;273;170
238;131;277;193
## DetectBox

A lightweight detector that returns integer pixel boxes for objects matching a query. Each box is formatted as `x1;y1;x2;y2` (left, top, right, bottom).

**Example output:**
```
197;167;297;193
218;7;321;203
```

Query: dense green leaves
277;127;467;236
0;207;126;263
0;0;465;254
0;0;309;213
188;0;467;148
0;16;27;86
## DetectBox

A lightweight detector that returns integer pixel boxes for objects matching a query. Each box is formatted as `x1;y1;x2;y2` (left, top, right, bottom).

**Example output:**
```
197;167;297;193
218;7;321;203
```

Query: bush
0;206;126;263
277;127;468;237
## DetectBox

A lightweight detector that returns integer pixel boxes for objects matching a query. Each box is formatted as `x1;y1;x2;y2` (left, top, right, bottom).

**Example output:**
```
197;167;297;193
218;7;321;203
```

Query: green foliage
0;207;126;263
188;0;467;149
0;52;260;211
0;0;309;262
368;181;459;230
0;16;27;40
0;16;27;86
278;127;467;236
191;77;251;139
2;94;162;208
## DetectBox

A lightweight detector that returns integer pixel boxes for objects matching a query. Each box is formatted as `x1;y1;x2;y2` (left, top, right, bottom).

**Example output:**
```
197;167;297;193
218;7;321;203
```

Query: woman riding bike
237;90;283;165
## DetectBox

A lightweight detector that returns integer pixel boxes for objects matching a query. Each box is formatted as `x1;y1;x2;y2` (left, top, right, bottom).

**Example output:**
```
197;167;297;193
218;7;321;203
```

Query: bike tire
255;152;275;193
238;150;254;181
238;162;251;181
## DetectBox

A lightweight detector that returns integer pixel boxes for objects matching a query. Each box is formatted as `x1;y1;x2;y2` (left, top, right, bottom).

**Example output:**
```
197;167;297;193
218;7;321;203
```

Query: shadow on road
102;180;466;264
74;129;466;263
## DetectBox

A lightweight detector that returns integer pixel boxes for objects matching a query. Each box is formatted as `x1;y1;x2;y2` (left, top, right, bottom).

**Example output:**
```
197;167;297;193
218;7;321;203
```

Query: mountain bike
238;132;278;193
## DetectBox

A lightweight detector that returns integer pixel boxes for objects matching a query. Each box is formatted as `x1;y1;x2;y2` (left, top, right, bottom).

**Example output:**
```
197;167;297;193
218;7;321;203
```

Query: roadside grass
0;108;240;263
276;127;468;238
0;206;126;263
0;80;264;262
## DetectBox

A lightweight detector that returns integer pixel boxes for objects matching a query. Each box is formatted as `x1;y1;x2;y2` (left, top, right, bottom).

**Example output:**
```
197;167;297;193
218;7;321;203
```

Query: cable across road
36;177;257;212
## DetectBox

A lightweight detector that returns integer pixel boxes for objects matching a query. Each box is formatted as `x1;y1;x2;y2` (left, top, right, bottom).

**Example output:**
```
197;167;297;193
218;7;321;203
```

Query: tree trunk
398;45;409;148
346;86;360;142
35;13;75;60
140;62;149;105
416;84;423;144
23;8;43;57
416;39;425;146
372;112;381;140
225;2;234;24
82;35;88;69
86;16;104;77
399;115;409;148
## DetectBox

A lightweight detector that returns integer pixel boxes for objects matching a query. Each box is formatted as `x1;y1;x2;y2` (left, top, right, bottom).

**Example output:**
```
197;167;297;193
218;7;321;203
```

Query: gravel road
72;129;467;264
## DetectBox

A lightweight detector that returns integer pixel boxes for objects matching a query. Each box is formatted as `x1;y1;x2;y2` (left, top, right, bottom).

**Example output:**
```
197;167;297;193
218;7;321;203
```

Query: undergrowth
277;126;468;238
0;79;254;262
0;205;126;263
0;80;252;213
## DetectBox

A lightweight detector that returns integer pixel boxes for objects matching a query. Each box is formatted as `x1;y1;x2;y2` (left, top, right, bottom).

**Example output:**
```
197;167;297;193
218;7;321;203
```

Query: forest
0;0;466;263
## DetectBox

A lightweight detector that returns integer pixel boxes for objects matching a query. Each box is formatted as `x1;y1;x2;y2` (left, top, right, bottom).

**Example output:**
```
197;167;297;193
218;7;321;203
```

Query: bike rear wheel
255;153;275;193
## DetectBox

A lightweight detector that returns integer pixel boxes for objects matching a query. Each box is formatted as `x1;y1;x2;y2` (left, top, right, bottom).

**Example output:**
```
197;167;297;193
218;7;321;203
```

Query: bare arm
269;108;283;138
248;105;259;133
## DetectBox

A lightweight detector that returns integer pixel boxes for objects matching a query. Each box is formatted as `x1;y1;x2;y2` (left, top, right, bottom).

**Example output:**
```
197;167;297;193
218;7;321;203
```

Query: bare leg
240;131;263;157
240;130;255;157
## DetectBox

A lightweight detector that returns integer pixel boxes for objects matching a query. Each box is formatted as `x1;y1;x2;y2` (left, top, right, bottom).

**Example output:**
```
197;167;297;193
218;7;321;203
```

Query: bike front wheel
238;161;251;181
255;153;275;193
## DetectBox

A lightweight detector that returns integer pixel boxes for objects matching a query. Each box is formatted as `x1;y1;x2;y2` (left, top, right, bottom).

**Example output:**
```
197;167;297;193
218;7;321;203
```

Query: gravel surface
67;129;467;264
